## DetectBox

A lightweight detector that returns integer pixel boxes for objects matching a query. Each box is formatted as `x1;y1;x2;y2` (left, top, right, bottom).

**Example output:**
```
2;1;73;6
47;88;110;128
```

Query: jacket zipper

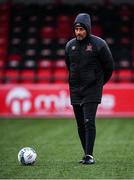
77;43;82;99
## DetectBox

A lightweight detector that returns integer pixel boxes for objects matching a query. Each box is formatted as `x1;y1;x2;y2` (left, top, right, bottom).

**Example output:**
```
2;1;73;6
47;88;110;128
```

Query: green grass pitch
0;118;134;179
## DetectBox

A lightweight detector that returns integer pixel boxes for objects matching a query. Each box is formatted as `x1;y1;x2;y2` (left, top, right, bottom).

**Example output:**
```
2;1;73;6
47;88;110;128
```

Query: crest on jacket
86;43;92;51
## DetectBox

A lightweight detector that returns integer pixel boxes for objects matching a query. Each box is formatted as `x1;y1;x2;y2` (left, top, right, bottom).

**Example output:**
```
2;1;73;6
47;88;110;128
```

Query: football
18;147;37;165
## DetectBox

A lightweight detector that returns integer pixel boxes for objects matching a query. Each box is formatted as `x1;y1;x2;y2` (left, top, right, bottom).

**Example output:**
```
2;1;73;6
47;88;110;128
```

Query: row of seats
1;56;134;83
0;68;133;84
0;69;68;84
0;58;68;83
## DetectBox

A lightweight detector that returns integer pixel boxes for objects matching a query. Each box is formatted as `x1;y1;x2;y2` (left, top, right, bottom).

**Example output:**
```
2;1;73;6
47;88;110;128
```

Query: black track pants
73;103;98;156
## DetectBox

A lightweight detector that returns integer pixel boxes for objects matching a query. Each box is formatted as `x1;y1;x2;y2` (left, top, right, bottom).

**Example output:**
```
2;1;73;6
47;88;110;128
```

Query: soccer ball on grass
18;147;37;165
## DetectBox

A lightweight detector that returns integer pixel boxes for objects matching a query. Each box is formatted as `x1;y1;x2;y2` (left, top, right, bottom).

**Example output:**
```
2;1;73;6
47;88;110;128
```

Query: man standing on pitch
65;13;114;165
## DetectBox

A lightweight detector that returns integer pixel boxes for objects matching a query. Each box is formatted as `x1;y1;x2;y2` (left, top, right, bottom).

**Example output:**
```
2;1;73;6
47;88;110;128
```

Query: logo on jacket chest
71;46;76;50
86;43;93;51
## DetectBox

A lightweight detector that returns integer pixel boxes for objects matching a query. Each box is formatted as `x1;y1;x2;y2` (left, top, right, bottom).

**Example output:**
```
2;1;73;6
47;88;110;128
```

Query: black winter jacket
65;13;114;105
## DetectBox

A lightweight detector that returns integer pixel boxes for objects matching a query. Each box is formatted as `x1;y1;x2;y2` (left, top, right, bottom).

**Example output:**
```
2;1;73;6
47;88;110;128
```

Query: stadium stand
0;2;134;84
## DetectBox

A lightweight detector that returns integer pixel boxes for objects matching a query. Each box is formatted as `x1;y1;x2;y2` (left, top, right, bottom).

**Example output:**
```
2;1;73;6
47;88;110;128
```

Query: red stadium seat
20;70;35;83
57;15;70;24
8;54;22;61
0;60;5;68
56;25;72;39
40;26;55;39
118;4;131;18
5;69;20;83
0;37;7;47
92;24;103;37
118;69;132;82
53;68;68;83
0;69;4;83
37;69;52;83
56;15;72;39
0;47;6;57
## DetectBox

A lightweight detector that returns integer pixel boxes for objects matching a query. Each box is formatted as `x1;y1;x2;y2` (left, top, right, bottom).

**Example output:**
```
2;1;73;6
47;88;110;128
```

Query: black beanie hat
74;23;87;32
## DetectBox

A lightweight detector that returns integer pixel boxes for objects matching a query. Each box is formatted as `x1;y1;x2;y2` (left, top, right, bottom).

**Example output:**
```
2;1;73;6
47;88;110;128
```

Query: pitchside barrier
0;83;134;117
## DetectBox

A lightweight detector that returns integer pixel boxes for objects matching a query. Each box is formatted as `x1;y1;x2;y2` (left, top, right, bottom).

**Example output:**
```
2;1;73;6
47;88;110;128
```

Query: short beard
76;36;84;41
